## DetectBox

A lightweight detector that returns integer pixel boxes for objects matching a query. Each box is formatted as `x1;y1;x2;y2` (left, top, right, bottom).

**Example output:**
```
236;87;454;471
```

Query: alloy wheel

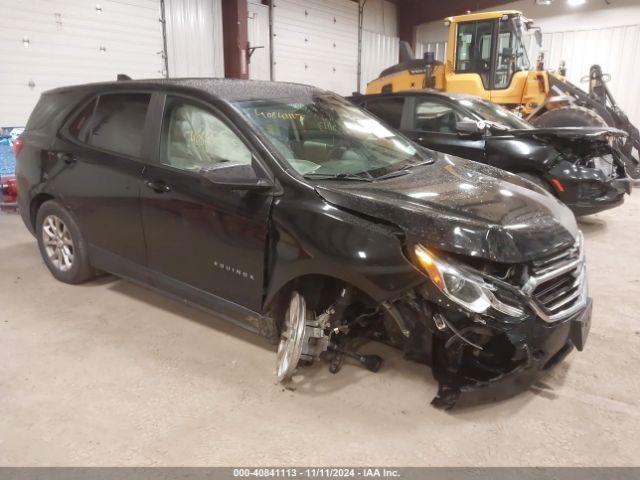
42;215;75;272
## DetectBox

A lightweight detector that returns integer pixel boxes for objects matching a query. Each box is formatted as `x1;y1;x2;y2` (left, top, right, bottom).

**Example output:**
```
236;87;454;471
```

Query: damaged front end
404;233;591;408
276;232;591;410
515;127;632;215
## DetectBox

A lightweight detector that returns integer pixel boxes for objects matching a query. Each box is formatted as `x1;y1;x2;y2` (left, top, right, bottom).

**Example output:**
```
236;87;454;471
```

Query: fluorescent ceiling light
535;0;552;5
568;0;586;6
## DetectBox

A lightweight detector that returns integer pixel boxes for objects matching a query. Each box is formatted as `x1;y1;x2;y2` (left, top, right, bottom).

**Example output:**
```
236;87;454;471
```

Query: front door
140;95;273;312
404;96;485;162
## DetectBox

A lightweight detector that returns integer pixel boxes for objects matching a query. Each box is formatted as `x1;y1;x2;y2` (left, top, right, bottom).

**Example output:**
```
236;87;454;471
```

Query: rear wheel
531;105;608;128
36;200;95;284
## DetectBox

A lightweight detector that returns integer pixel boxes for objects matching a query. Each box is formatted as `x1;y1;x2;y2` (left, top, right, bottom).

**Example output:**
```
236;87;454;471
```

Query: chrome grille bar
523;232;588;323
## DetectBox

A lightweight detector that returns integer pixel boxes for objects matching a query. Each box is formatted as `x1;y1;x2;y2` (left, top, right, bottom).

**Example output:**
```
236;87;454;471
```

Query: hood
315;153;578;264
502;127;626;156
506;126;627;140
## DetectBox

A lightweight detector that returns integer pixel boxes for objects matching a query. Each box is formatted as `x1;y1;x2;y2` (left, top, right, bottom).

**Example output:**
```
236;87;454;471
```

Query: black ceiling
394;0;512;42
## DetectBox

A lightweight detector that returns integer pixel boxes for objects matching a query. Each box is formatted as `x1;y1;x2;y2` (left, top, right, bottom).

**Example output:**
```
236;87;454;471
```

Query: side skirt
89;245;279;343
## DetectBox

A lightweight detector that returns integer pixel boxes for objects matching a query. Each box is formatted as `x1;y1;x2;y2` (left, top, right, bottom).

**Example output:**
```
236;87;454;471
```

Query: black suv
351;91;632;216
17;79;591;408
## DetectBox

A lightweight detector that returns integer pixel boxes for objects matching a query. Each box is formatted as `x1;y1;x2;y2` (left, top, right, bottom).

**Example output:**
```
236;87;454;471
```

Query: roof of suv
352;89;478;102
44;78;326;102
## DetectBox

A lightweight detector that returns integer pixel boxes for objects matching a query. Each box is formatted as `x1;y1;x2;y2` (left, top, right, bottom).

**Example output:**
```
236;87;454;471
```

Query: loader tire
531;106;608;128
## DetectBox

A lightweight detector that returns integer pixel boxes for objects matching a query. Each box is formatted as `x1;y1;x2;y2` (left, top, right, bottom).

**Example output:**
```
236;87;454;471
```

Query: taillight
1;176;18;203
12;137;24;156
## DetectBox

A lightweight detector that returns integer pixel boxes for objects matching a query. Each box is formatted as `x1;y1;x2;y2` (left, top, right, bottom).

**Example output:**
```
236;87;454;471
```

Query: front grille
525;234;588;323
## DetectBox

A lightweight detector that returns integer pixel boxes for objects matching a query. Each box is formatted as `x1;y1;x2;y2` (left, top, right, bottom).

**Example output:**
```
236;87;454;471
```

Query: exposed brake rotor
276;292;308;381
276;291;331;382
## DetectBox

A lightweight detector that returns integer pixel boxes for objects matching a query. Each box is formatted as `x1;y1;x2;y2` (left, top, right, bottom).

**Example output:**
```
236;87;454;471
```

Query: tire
531;105;608;128
35;200;95;284
518;173;555;195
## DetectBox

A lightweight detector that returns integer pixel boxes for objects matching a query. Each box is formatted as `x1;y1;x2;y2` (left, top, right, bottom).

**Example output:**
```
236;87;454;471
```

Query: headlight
413;245;523;317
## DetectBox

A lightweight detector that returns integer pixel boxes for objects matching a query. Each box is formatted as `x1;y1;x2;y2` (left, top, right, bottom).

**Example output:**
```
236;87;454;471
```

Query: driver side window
414;99;463;133
161;98;252;171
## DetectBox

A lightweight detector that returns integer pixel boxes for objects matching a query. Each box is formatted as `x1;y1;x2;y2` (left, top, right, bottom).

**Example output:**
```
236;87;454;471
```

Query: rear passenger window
364;98;404;129
87;93;150;158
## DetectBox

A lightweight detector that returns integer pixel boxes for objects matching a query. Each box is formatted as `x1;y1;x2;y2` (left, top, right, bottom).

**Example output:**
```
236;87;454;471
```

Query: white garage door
272;0;359;95
0;0;165;127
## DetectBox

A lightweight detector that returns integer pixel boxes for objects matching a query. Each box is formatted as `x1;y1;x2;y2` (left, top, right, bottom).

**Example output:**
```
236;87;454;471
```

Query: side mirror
203;162;272;191
456;120;485;136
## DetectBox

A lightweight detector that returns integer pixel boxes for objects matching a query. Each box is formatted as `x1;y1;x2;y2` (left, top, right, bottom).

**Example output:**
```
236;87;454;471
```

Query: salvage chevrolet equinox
16;78;592;408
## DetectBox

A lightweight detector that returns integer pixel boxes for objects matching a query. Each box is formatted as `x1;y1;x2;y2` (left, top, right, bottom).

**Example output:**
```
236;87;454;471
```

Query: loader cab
446;12;537;103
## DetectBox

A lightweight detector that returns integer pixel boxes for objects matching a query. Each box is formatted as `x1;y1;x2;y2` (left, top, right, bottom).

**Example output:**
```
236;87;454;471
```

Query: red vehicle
1;136;20;209
1;174;17;209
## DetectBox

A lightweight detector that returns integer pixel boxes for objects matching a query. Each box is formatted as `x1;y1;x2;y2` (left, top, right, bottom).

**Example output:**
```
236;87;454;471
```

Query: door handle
145;180;171;194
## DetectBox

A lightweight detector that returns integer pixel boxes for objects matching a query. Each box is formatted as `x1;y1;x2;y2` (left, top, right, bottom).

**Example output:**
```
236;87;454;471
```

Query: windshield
494;17;532;88
457;98;532;130
235;95;428;179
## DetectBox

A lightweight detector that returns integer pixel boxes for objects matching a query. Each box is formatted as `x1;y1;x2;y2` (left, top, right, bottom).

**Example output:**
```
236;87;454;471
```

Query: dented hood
505;126;627;141
503;126;627;154
315;154;578;263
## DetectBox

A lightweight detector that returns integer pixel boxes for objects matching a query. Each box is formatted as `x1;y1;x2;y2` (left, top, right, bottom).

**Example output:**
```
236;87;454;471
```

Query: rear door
361;96;406;130
140;94;273;312
404;96;485;161
53;92;151;266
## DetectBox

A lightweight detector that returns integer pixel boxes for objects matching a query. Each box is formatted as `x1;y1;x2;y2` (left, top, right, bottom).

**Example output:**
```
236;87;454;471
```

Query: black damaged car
17;78;591;408
351;90;632;216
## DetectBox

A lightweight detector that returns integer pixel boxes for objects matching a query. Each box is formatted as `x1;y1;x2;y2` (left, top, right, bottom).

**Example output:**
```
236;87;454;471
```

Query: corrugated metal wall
416;41;447;63
164;0;224;78
272;0;359;95
360;0;399;93
0;0;165;126
360;30;399;92
541;25;640;127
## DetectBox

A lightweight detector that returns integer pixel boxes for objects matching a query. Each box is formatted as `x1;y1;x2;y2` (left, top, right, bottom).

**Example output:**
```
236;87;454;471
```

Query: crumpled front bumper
549;163;632;216
430;298;593;410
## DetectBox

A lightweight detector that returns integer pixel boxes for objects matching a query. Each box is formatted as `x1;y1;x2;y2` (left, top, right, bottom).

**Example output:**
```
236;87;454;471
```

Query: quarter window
87;93;151;158
161;98;252;172
414;99;462;133
364;98;405;129
68;98;97;143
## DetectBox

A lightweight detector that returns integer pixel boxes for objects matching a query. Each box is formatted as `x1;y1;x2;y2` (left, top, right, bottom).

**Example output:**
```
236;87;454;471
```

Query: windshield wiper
373;169;411;181
401;159;434;170
303;173;373;182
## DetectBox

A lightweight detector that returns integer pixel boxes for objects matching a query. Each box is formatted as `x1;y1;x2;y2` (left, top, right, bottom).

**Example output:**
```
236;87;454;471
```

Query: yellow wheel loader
366;10;640;178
